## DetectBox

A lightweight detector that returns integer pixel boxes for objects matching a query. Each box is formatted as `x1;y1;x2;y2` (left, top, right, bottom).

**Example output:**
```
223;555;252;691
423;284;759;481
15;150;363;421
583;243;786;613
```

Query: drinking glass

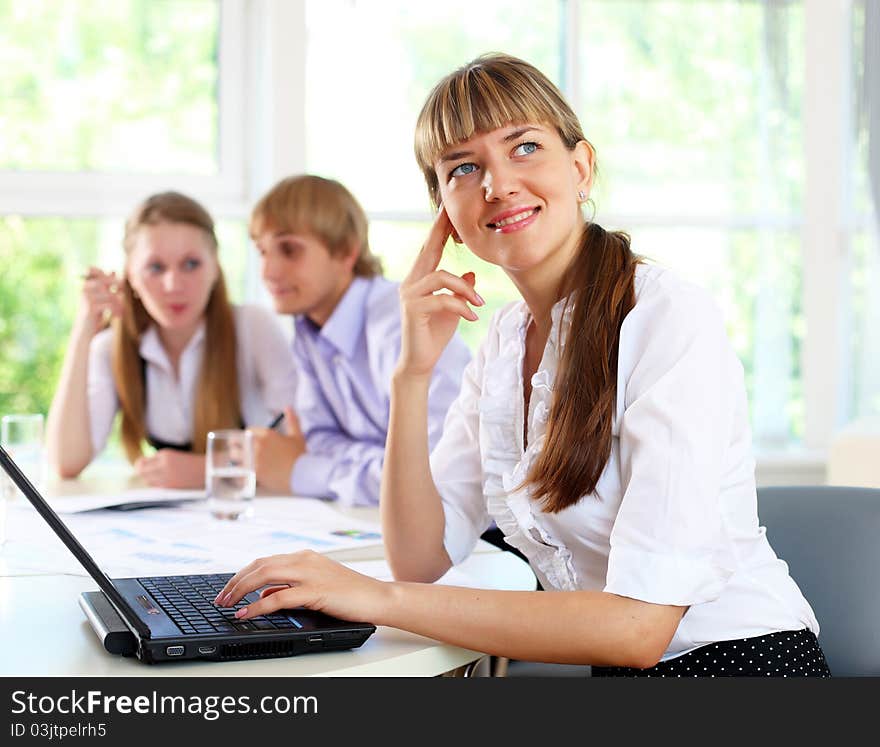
205;429;256;520
1;413;46;546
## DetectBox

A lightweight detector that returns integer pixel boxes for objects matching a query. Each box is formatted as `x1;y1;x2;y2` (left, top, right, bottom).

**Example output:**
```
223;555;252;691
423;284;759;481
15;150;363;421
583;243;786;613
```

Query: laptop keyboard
138;574;303;636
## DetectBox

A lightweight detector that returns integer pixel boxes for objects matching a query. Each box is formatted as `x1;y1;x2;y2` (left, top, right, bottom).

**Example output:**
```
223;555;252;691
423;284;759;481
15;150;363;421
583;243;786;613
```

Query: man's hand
249;406;306;495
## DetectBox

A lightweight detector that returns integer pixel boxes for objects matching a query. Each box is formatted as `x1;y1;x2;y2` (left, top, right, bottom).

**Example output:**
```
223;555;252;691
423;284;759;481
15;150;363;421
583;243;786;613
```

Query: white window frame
801;0;849;455
0;0;251;218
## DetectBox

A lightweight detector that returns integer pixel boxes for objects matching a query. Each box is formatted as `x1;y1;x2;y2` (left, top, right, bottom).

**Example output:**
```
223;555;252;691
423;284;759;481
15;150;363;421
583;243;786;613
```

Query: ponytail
527;223;639;513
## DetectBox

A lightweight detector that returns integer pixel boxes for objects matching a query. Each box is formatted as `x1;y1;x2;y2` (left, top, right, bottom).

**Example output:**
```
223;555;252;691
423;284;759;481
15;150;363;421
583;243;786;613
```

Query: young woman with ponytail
217;55;829;676
47;192;296;488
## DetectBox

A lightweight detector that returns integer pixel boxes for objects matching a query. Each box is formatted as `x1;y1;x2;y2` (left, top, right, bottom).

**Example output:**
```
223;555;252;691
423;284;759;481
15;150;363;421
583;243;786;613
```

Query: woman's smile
486;205;541;232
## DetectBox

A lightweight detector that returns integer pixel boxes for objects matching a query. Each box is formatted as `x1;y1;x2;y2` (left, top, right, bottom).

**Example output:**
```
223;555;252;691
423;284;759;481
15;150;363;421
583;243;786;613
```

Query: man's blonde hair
250;175;382;277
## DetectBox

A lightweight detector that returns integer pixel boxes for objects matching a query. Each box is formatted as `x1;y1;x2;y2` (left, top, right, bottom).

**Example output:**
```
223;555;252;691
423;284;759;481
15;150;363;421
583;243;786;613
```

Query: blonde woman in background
47;191;297;488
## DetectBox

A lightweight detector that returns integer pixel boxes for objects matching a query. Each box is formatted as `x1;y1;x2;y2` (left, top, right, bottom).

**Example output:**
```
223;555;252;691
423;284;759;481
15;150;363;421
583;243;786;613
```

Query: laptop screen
0;445;150;638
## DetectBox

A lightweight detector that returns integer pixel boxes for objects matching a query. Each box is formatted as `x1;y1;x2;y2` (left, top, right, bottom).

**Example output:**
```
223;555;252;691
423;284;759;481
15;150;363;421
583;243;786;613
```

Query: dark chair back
758;485;880;676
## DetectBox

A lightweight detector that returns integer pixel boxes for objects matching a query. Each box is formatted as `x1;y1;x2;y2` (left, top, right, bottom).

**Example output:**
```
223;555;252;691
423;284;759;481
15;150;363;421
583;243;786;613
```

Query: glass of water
206;429;256;520
1;413;46;546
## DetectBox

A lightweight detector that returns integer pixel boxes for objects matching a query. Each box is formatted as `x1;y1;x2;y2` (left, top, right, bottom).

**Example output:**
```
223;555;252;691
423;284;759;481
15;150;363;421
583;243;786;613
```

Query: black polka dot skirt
591;629;831;677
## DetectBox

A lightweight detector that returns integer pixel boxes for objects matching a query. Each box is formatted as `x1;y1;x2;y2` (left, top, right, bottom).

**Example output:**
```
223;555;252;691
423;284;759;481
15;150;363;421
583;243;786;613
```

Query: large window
305;0;562;215
0;0;251;418
576;0;805;447
303;0;561;349
305;0;808;449
0;0;870;467
0;0;220;175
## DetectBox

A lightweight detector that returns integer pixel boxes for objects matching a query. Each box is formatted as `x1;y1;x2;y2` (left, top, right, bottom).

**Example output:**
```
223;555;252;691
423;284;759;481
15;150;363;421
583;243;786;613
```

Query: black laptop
0;445;376;664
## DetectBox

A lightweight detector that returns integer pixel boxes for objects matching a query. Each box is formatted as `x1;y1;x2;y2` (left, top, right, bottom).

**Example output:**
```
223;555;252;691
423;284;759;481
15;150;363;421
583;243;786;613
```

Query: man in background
248;174;471;506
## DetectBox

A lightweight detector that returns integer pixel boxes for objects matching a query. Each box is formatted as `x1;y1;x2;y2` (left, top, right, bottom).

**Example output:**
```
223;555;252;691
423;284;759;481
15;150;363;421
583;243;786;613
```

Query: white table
0;474;536;677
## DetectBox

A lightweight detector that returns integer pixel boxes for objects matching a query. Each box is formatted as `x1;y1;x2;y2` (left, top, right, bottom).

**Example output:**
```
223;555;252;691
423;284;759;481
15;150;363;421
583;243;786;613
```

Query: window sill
755;448;827;487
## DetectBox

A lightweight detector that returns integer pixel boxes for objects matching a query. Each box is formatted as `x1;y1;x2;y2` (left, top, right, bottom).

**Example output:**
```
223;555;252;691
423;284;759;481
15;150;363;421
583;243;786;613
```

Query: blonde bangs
250;175;382;277
249;182;317;243
414;54;584;202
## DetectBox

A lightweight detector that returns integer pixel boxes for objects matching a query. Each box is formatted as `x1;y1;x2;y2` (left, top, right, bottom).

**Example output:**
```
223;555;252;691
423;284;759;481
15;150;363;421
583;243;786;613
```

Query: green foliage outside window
0;216;248;423
0;217;97;416
0;0;218;174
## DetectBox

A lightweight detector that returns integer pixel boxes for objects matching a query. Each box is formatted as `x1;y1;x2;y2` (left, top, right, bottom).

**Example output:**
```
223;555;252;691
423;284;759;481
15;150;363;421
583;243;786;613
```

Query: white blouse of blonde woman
47;221;296;488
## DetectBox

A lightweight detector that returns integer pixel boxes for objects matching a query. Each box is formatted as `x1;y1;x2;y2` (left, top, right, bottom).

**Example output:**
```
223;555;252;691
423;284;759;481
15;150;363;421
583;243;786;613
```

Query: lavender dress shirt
289;276;471;506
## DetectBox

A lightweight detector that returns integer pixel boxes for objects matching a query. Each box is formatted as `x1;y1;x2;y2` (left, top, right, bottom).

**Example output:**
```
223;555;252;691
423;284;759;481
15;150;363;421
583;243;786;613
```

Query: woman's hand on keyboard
214;550;392;625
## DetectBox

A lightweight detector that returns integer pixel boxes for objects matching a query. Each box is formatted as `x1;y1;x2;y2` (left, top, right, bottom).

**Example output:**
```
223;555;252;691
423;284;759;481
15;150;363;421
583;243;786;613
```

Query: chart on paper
5;497;383;577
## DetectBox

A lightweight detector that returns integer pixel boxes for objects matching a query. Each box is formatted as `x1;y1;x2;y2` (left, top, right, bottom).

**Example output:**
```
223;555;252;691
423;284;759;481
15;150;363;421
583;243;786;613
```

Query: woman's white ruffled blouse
429;263;818;661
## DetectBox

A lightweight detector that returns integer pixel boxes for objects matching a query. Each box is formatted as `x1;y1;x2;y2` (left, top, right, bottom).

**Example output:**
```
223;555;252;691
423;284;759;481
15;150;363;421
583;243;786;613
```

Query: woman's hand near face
214;550;391;625
46;267;124;477
380;207;465;583
78;267;124;336
134;450;206;489
396;206;484;379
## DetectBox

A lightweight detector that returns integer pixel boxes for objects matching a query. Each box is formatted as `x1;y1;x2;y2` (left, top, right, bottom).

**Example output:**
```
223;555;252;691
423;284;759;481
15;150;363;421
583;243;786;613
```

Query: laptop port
165;645;185;657
198;646;217;655
307;635;322;644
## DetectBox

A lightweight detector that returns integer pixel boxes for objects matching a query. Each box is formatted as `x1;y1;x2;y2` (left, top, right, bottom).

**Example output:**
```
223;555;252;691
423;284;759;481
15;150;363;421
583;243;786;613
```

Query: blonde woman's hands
396;206;484;379
135;450;206;489
78;266;124;335
214;550;391;625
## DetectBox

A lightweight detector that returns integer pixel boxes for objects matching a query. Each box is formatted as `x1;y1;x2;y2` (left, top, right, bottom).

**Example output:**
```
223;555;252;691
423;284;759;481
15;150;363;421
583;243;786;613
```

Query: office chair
757;485;880;676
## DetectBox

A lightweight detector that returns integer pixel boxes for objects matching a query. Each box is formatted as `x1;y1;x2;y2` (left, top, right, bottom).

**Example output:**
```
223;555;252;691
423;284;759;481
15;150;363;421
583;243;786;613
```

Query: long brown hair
249;175;383;277
113;191;241;462
415;54;640;513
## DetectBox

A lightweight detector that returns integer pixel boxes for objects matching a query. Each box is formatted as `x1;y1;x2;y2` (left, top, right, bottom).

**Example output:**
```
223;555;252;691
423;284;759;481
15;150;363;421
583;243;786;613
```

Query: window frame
0;0;250;218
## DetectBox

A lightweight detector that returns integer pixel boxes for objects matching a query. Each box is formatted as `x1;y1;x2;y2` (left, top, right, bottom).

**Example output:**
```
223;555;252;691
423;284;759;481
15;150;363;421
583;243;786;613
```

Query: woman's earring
577;190;586;202
586;197;597;222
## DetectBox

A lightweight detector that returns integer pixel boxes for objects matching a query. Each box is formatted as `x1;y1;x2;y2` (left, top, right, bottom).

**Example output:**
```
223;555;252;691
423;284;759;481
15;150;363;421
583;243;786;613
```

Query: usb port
198;646;217;655
165;645;185;656
307;635;322;644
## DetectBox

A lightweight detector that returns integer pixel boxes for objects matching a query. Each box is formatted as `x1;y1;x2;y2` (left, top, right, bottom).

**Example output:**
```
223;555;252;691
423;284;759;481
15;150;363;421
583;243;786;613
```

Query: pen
268;412;284;430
